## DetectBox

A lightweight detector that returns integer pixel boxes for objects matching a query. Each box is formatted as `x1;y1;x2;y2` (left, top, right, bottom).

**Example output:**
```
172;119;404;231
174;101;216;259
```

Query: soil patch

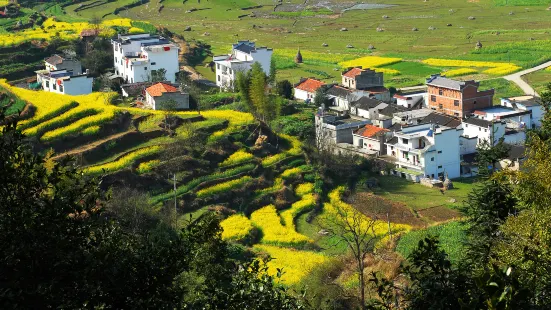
347;192;425;227
417;206;461;223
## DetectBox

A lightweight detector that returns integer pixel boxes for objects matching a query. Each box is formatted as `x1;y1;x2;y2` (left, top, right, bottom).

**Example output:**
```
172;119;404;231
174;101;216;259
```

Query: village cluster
32;34;541;184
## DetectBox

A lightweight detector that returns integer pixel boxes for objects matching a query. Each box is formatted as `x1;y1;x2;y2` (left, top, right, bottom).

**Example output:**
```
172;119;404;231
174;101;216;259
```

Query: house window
465;124;468;127
144;67;148;70
151;62;156;65
45;81;49;88
439;104;443;109
431;157;434;161
454;100;459;106
484;129;488;132
52;83;57;90
59;85;63;93
217;75;221;82
439;89;443;95
115;57;117;63
473;101;477;105
130;65;133;71
438;150;442;154
217;64;220;69
431;95;436;102
402;138;408;144
479;128;481;131
454;112;459;116
229;69;233;74
438;165;443;169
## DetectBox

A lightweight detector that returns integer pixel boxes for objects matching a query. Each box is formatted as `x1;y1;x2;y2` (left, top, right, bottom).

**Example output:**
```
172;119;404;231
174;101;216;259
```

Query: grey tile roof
234;43;256;54
45;54;64;65
353;97;383;110
327;85;351;98
421;112;461;127
378;104;406;117
463;117;493;128
427;76;464;90
387;136;398;145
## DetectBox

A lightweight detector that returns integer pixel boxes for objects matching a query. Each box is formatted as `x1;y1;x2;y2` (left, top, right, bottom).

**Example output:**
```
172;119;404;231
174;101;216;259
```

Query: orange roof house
144;82;189;111
293;77;326;101
353;124;390;154
145;82;179;97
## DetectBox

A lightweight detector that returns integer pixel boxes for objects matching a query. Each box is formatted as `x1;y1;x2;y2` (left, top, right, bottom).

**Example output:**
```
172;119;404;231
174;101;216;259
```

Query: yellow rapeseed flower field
262;134;302;167
374;68;401;75
251;204;312;246
274;49;356;64
546;66;551;72
422;58;521;76
295;183;314;197
442;68;478;77
137;160;161;174
220;150;254;167
0;18;151;47
254;245;329;285
339;56;402;69
220;214;255;242
196;176;252;198
84;146;161;175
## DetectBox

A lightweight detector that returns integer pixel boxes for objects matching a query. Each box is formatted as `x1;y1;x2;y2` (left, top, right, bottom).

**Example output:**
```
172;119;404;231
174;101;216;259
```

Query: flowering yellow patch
251;205;312;246
81;125;100;135
84;146;161;175
324;187;411;246
374;68;401;75
281;167;302;179
254;245;329;285
136;159;161;174
422;58;521;76
295;183;314;197
220;150;254;167
220;214;255;242
442;68;478;77
338;56;402;69
196;176;252;198
0;18;152;47
546;66;551;72
262;134;302;167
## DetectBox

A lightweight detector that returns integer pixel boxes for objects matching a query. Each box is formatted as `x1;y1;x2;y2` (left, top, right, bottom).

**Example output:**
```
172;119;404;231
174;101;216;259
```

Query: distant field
523;70;551;94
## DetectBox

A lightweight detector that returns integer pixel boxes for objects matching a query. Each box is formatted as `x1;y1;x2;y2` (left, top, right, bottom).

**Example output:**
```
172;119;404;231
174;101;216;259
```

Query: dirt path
173;37;218;87
52;130;136;160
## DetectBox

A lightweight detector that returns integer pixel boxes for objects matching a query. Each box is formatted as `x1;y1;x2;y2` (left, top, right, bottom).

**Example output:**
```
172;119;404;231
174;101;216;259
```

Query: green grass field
373;176;476;211
523;70;551;94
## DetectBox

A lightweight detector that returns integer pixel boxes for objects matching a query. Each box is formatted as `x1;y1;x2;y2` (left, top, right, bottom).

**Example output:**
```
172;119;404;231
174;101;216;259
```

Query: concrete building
352;124;390;155
426;74;494;117
144;82;189;110
294;78;325;102
460;118;507;155
35;69;93;95
112;33;180;84
213;40;273;89
350;97;387;119
341;67;384;90
501;95;543;129
315;112;371;147
385;123;464;181
394;91;426;109
44;54;83;75
326;85;352;112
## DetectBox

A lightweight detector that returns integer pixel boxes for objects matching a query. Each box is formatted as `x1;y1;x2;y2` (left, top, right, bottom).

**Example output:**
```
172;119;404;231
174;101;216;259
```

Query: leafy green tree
269;57;277;85
249;62;268;121
276;79;293;99
151;68;168;82
313;85;330;107
475;137;510;177
235;69;252;109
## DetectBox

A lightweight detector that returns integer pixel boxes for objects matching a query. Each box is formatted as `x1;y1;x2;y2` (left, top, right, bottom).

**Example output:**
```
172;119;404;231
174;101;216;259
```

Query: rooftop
294;78;325;93
505;95;540;107
426;75;466;90
146;82;179;97
463;117;493;128
421;112;462;128
353;97;383;110
327;85;351;98
354;124;389;138
342;67;364;78
45;54;73;65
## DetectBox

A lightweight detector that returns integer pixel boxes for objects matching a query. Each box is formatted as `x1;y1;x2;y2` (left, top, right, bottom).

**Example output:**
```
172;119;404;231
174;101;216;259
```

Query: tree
269;57;277;85
81;49;110;76
313;85;330;107
249;62;268;121
276;79;293;99
318;191;380;310
151;68;167;82
235;69;252;109
475;137;510;177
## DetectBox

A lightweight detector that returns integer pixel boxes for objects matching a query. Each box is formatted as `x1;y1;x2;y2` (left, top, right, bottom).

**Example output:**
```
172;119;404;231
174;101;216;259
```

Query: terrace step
52;129;138;161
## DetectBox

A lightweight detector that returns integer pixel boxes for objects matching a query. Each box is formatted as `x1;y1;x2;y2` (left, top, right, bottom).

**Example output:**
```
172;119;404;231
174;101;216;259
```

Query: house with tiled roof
352;124;391;155
213;40;273;89
342;67;383;90
145;82;189;110
44;54;83;75
294;78;326;101
35;54;92;95
426;74;494;118
326;85;352;111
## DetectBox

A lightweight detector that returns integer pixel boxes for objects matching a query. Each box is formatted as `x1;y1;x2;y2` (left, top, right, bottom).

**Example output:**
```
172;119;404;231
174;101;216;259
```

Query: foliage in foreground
0;115;306;309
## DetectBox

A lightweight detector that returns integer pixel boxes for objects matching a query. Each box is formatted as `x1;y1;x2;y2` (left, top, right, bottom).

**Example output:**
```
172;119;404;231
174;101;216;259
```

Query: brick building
341;67;384;90
426;74;494;118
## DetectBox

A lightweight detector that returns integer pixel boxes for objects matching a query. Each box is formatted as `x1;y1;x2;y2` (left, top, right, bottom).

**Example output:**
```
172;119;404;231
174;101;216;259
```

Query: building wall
153;92;190;110
427;84;493;117
145;48;179;83
49;60;82;75
250;49;273;76
503;131;526;145
462;122;506;146
40;76;92;95
343;71;383;90
460;136;478;155
353;135;382;152
423;129;462;179
294;89;313;101
527;106;544;128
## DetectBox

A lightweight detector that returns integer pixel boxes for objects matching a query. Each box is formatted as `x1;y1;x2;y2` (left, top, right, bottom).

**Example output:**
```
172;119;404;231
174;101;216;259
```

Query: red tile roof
343;67;364;78
80;29;99;37
294;78;325;93
146;82;179;97
354;124;389;138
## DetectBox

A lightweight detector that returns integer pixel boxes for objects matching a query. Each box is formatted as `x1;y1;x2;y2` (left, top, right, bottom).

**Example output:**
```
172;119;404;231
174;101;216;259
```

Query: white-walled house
394;91;426;109
112;33;179;84
213;40;273;89
501;95;543;128
294;78;325;102
144;82;189;110
350;97;387;119
385;123;463;181
35;69;93;95
44;54;83;75
460;118;507;155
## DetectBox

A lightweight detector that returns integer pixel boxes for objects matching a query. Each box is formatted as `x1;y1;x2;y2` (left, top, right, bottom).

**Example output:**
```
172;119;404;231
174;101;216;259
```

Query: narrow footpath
503;60;551;97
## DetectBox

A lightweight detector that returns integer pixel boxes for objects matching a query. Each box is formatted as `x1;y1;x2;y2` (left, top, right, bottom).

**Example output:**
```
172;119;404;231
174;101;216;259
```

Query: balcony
397;159;424;169
394;143;424;153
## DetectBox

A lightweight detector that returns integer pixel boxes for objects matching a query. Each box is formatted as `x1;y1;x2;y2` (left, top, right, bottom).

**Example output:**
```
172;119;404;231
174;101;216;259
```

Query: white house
460;118;507;155
394;91;426;109
112;33;180;84
213;40;273;89
350;97;387;119
501;95;543;128
144;82;189;110
352;124;390;155
385;123;463;181
44;54;83;75
35;69;93;95
326;85;352;112
294;78;326;102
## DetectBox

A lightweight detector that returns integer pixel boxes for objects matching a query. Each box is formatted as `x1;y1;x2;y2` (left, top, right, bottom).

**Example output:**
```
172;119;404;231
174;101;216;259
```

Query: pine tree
269;57;277;85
